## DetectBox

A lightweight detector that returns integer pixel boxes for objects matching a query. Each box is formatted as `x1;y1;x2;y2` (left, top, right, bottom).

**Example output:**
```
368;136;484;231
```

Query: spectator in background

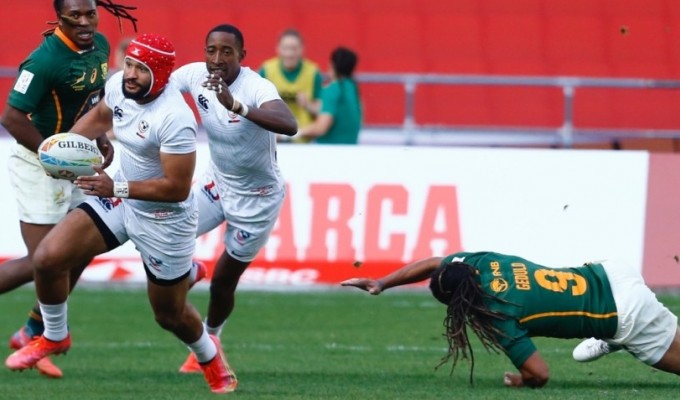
297;47;362;144
259;28;323;142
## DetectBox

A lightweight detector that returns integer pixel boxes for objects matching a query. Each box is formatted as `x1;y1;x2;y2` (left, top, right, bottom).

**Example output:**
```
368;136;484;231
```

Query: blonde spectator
259;29;323;142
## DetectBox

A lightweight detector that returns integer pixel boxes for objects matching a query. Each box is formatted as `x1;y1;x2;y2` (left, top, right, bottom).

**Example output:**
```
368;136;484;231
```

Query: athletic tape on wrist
113;181;130;198
239;103;249;117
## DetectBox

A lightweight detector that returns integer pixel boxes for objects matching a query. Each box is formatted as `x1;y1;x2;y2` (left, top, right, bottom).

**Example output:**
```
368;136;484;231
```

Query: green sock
25;306;45;337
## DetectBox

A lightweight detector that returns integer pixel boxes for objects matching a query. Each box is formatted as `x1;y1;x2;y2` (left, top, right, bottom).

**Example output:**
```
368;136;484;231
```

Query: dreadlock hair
47;0;138;36
429;261;512;385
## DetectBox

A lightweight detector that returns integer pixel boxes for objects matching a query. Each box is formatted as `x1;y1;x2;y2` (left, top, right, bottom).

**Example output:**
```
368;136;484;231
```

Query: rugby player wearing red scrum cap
5;33;236;394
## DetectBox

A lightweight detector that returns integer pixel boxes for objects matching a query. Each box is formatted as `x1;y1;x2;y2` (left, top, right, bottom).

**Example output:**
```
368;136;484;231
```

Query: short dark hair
207;24;245;51
331;47;358;78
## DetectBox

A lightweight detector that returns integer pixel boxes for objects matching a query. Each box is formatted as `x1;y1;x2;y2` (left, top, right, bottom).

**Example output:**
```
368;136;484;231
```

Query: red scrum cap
125;33;176;97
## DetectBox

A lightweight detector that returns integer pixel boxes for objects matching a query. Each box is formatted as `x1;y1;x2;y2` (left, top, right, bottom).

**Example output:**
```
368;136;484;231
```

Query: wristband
113;181;129;198
238;103;249;117
230;99;241;113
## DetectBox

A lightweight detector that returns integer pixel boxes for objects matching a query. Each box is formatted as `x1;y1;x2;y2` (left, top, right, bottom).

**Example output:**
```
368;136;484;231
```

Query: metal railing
355;72;680;147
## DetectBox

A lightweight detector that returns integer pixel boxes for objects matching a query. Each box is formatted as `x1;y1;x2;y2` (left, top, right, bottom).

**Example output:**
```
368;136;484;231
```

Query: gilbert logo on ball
38;133;103;181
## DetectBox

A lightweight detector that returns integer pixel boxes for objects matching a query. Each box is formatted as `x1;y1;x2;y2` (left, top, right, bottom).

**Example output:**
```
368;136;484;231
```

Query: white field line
73;340;446;353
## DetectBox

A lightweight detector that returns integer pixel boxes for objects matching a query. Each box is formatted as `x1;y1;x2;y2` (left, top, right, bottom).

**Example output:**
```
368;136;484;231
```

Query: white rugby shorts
81;195;198;281
193;167;284;262
602;259;678;365
8;143;87;224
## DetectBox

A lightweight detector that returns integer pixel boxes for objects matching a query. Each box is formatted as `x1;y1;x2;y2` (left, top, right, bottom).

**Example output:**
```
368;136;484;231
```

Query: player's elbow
0;107;22;132
169;186;191;202
280;117;298;136
160;181;192;202
524;371;549;388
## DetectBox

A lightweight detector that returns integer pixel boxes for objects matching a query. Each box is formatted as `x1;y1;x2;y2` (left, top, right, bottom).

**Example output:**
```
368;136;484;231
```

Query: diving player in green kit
342;252;680;388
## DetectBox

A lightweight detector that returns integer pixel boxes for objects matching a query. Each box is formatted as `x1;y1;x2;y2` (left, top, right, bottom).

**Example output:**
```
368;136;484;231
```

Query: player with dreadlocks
429;261;512;385
342;251;680;388
0;0;136;379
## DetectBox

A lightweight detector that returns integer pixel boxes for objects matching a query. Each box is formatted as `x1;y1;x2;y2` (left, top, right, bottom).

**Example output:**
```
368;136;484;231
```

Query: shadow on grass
550;377;680;390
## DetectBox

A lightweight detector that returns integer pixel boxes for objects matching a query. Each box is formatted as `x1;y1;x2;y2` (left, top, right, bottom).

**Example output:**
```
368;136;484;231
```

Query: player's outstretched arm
341;257;444;294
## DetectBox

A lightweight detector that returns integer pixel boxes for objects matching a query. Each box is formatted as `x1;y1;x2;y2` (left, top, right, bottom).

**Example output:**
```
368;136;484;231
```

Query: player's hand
503;372;523;387
340;278;385;295
203;73;235;110
96;135;115;169
74;165;113;197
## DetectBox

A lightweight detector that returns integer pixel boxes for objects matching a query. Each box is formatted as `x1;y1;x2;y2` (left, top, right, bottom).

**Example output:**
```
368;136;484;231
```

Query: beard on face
121;79;150;100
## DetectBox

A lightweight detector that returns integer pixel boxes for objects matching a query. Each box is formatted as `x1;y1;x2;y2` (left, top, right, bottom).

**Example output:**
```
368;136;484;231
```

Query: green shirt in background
8;31;110;139
446;251;618;368
316;78;362;144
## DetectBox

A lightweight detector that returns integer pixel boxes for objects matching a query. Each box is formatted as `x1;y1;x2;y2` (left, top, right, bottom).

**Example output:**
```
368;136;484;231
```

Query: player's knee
32;242;63;273
153;310;182;331
527;372;549;388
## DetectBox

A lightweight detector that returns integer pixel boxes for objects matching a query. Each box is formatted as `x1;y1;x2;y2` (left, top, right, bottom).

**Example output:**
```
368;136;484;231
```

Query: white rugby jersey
172;63;284;196
105;71;198;218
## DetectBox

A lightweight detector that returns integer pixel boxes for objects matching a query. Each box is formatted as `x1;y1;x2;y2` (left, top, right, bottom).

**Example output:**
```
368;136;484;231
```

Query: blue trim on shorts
77;202;121;251
143;262;191;286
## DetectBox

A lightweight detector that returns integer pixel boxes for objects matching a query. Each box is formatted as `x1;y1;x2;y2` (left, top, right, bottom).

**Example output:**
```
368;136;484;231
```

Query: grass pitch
0;286;679;399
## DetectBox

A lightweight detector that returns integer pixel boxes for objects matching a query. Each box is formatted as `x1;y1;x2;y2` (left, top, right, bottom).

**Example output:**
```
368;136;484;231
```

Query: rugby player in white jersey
171;24;297;374
5;33;236;394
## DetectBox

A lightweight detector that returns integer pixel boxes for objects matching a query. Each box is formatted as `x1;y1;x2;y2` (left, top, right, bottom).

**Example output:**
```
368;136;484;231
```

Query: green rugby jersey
8;28;110;140
446;252;618;368
316;78;362;145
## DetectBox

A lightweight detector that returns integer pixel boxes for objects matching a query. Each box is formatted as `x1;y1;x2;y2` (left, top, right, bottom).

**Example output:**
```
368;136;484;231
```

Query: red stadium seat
297;11;360;67
422;14;484;73
605;18;673;78
480;13;547;77
545;16;606;66
361;13;424;72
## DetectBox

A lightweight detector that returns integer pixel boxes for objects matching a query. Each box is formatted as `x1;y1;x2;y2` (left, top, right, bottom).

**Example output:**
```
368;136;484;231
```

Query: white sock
39;301;68;342
205;318;225;336
186;329;217;363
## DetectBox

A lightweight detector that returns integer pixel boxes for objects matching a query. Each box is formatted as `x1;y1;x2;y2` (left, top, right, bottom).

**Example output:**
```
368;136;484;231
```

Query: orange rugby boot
199;335;238;394
6;334;71;373
9;327;63;378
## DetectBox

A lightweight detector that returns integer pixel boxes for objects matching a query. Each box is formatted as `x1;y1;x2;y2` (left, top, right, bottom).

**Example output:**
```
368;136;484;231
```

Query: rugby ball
38;133;102;181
